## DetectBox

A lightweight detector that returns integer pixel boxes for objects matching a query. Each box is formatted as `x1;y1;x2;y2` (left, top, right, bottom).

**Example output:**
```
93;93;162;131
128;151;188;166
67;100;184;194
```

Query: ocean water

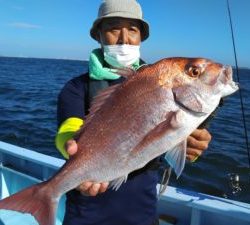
0;56;249;203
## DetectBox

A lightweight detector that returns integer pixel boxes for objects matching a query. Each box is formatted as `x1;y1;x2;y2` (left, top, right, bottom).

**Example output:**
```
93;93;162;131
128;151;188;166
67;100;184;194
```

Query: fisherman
55;0;212;225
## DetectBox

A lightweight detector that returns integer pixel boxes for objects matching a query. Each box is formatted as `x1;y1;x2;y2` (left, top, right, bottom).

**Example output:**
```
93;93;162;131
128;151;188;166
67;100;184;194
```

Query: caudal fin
0;181;58;225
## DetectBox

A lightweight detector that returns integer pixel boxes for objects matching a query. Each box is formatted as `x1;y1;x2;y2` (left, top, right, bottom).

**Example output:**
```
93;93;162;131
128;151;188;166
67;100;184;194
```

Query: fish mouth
230;80;239;90
220;65;236;85
220;65;239;96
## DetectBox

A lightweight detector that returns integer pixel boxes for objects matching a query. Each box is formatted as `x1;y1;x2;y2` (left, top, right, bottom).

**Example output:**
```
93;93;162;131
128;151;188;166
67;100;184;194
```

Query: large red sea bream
0;57;239;225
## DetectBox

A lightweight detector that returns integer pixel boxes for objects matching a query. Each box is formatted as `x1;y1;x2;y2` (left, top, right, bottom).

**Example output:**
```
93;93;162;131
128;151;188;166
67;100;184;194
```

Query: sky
0;0;249;68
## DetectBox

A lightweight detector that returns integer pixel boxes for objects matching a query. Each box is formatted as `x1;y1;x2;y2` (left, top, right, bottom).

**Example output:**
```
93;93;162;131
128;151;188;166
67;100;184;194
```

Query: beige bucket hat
90;0;149;41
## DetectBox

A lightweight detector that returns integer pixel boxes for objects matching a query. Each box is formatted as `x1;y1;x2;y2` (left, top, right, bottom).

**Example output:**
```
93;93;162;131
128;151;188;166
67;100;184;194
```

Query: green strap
89;48;141;80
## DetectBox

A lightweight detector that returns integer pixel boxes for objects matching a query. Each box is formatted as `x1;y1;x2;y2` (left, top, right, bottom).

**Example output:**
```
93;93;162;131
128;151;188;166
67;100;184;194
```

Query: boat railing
0;141;250;225
0;141;66;223
0;141;65;181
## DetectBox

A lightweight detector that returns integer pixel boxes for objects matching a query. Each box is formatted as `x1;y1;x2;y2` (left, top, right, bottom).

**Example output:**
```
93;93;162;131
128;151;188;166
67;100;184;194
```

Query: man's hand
186;129;212;162
65;139;109;196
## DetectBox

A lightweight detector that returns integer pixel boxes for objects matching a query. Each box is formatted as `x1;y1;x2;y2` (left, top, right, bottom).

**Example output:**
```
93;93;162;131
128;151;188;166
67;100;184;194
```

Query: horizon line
0;55;249;70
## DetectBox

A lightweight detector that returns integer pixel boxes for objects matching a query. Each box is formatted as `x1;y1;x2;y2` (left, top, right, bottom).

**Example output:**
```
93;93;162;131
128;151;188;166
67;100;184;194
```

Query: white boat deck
0;141;250;225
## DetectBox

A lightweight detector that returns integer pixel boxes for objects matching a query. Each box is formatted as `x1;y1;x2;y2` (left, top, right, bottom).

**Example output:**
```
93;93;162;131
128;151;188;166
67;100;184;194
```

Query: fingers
186;129;212;162
65;139;78;156
65;139;109;196
89;183;101;196
187;135;209;151
99;182;109;193
76;182;109;196
76;181;92;193
186;148;202;162
190;129;212;142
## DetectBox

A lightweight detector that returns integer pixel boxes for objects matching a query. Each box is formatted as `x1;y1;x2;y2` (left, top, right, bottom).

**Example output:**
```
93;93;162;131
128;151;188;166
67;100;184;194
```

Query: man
55;0;211;225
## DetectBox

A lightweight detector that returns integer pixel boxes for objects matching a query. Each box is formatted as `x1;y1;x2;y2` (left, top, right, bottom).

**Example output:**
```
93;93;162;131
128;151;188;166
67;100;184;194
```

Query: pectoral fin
128;110;186;177
164;140;187;177
130;111;177;155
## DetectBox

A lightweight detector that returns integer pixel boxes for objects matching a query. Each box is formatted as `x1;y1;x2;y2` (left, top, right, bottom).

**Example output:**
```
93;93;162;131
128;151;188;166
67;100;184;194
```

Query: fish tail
0;181;59;225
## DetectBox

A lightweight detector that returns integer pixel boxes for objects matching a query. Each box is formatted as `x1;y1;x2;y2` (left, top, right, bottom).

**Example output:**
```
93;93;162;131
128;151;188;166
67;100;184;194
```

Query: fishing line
226;0;250;169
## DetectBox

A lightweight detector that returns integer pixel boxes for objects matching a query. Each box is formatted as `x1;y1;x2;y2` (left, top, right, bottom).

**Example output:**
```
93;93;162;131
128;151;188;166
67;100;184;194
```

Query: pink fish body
0;57;238;225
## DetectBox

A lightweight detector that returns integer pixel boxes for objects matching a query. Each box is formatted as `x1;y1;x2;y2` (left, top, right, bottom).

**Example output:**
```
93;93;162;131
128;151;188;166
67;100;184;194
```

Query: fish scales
0;57;239;225
57;74;174;191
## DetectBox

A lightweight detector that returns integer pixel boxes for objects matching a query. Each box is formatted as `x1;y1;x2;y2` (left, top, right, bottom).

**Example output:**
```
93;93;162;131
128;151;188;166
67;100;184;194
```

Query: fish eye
187;66;202;78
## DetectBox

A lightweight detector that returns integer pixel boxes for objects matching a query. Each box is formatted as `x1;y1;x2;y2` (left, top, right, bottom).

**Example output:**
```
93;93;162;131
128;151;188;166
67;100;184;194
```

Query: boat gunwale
1;141;250;224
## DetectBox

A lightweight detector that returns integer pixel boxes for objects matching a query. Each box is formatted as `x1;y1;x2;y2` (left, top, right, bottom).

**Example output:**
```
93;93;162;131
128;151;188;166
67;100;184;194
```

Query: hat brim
90;14;149;42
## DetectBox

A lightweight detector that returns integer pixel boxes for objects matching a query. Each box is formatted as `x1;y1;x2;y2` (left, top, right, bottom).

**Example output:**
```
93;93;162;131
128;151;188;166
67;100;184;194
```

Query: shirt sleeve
55;75;87;158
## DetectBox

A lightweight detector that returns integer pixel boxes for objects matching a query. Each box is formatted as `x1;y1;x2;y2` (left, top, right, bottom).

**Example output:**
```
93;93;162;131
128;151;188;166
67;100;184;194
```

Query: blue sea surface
0;56;249;203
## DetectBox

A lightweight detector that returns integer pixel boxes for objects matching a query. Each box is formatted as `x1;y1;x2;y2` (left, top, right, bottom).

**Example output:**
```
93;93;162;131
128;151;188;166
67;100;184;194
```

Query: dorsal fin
84;83;121;126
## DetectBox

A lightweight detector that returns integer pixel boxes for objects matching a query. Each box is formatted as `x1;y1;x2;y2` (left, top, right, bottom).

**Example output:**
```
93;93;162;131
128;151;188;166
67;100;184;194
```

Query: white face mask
103;44;140;68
